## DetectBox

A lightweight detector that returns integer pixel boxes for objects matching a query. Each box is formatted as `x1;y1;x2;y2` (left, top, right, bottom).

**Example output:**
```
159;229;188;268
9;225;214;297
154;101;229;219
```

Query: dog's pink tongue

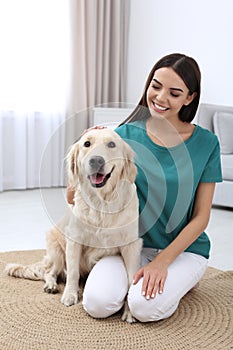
90;174;105;185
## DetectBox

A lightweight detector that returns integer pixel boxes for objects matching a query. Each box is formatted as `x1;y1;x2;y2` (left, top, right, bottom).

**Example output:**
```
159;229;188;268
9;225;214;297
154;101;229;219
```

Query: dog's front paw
121;309;137;324
121;301;137;324
61;289;78;307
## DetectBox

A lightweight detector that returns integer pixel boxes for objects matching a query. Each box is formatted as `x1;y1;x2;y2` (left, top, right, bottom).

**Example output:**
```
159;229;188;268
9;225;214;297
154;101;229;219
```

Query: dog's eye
84;141;91;147
107;141;116;148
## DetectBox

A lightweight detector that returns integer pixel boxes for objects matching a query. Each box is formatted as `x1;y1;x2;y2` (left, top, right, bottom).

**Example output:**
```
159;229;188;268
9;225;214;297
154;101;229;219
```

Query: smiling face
146;67;195;122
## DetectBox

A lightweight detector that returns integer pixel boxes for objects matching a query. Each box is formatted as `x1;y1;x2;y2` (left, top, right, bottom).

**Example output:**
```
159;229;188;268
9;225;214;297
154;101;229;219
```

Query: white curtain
0;111;66;191
0;0;130;191
0;0;70;190
65;0;130;149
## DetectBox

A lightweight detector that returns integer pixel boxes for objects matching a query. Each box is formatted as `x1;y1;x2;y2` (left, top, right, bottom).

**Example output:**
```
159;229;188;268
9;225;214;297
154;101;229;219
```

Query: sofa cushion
221;154;233;181
213;112;233;154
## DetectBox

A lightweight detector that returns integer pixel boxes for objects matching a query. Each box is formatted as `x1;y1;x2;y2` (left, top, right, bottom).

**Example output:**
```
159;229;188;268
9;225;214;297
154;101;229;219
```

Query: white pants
82;248;208;322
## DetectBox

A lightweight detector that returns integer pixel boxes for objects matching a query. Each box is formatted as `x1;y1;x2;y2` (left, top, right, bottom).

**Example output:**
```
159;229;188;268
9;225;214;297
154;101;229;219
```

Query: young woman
67;53;222;322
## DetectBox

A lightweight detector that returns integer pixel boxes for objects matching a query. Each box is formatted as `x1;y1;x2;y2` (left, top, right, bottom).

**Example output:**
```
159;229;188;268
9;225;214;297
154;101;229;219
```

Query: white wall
126;0;233;107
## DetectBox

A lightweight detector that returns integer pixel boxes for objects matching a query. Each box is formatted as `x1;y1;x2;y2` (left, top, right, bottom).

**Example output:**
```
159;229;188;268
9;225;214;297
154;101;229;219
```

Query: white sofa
196;103;233;208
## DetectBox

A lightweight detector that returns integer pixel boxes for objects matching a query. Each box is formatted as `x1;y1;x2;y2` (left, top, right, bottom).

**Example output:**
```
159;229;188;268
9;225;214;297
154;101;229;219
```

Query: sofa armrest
196;103;233;133
213;112;233;154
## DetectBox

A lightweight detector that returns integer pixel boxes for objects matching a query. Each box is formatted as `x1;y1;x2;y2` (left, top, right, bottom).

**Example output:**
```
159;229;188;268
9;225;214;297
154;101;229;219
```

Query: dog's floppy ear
66;142;79;187
121;142;137;184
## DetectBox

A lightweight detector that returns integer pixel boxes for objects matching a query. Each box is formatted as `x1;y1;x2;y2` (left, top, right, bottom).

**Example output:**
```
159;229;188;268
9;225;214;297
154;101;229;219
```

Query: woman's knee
128;297;178;322
82;256;128;319
128;285;178;322
82;289;124;318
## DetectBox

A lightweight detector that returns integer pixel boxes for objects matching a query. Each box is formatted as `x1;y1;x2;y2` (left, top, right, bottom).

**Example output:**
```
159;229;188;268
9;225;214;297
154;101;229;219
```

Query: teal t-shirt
115;120;222;259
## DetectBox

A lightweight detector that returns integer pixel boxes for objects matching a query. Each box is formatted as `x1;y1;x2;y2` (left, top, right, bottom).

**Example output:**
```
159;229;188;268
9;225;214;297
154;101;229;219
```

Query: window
0;0;70;112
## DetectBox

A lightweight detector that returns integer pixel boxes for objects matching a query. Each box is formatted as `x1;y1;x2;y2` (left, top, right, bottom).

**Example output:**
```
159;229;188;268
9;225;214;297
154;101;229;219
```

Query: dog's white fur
5;128;142;323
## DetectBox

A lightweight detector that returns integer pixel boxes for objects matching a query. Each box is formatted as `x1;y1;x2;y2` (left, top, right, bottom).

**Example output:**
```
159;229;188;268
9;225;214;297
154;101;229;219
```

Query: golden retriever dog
5;128;142;323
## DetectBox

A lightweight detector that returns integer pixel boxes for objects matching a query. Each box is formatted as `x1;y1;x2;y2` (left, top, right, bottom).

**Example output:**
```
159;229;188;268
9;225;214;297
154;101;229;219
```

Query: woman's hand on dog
80;125;106;137
67;184;75;205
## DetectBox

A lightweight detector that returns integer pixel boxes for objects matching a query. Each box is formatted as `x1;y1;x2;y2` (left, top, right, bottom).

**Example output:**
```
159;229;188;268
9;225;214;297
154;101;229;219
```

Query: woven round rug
0;250;232;350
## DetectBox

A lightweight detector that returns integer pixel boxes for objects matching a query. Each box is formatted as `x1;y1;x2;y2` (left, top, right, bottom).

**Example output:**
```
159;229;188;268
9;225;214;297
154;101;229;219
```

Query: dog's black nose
89;156;105;170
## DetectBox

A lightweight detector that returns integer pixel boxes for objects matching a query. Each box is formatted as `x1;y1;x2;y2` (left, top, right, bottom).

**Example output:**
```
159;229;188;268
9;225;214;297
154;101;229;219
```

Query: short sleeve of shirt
200;140;222;183
115;122;223;258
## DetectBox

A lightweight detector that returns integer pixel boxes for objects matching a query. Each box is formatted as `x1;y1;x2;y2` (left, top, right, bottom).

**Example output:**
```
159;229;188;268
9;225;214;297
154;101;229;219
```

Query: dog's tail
5;258;49;281
5;226;66;282
5;211;69;283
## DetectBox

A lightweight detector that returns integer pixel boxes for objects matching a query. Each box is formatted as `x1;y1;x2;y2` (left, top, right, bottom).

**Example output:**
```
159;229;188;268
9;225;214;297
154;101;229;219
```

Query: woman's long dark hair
120;53;201;125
